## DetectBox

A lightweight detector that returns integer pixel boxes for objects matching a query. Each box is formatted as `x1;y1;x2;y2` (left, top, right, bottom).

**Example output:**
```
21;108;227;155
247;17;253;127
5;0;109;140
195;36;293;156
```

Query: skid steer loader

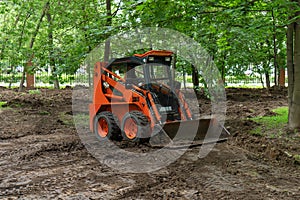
89;50;229;147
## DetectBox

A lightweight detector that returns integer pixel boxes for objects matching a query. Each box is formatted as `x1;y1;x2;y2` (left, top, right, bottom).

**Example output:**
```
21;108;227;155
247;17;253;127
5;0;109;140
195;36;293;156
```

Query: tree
19;1;49;92
287;0;300;130
0;0;295;100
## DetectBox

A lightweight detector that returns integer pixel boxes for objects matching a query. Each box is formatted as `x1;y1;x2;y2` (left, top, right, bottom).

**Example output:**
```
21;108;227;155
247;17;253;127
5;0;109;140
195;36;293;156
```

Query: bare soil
0;87;299;199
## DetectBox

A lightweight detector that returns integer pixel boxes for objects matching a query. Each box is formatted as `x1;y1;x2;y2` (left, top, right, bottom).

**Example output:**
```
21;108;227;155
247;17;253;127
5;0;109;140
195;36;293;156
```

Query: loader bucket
149;116;230;148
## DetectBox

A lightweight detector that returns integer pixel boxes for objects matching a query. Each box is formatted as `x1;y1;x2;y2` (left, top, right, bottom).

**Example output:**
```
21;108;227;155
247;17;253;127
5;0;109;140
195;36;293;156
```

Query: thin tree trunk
265;71;271;90
8;66;14;88
2;12;23;88
272;9;278;86
104;39;111;62
182;67;186;90
172;52;176;79
191;64;199;93
46;2;59;89
104;0;112;62
221;64;225;84
264;57;272;90
19;2;49;92
12;12;32;89
259;70;265;88
172;52;177;89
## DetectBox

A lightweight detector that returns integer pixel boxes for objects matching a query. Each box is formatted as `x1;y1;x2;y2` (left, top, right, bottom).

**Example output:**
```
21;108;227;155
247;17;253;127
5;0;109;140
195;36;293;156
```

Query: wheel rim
97;118;109;138
124;118;138;139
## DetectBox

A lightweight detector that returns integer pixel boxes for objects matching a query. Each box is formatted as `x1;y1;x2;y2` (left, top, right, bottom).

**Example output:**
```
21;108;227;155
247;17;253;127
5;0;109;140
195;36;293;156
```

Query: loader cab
133;50;182;121
125;61;174;90
134;50;174;88
105;51;176;91
104;56;144;82
105;50;181;122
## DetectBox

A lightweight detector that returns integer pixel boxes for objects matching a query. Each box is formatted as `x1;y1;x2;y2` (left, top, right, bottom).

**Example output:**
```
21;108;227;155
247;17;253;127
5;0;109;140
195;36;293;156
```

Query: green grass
28;89;41;94
0;101;11;111
59;112;74;126
225;85;264;89
250;107;288;137
0;101;7;107
59;112;89;127
293;154;300;164
73;114;90;127
38;110;50;115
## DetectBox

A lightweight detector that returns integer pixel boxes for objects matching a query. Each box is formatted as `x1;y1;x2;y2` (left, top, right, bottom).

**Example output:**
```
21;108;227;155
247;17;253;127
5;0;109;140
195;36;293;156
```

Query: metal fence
0;71;91;88
0;70;280;88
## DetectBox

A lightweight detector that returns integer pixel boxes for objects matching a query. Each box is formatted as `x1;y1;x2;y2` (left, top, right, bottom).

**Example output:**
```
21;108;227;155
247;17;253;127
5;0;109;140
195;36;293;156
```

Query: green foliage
0;0;298;87
0;0;114;87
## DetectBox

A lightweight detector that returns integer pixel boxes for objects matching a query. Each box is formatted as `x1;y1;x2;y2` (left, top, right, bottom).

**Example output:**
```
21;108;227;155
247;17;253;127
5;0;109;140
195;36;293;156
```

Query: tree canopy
0;0;295;88
0;0;299;127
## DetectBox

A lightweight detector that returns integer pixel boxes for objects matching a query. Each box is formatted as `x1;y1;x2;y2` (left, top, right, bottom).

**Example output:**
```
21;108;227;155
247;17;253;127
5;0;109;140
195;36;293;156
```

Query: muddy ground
0;87;299;199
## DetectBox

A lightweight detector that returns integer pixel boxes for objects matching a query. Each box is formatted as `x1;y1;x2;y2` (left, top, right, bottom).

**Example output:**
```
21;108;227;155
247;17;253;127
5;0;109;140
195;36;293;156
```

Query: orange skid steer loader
89;50;229;147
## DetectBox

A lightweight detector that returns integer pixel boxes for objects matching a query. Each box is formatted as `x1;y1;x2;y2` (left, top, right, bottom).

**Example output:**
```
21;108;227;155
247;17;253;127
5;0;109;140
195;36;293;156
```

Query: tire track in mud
0;134;82;159
0;107;68;140
117;144;300;200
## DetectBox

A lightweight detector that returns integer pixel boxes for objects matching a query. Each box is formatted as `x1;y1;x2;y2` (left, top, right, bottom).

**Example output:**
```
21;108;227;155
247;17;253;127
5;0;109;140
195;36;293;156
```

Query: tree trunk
191;64;199;93
26;61;35;88
19;2;49;92
81;5;92;88
272;9;278;86
221;64;225;84
182;67;186;90
279;68;285;87
287;22;294;104
265;71;271;90
259;71;265;88
19;69;26;92
221;54;226;84
104;0;111;62
46;2;59;89
289;13;300;129
8;66;14;88
172;52;176;80
104;39;111;62
53;73;60;89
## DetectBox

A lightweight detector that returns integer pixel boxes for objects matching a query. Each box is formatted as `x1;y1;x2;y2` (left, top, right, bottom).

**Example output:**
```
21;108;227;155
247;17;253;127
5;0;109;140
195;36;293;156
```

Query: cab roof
105;56;143;68
134;50;173;58
105;50;173;68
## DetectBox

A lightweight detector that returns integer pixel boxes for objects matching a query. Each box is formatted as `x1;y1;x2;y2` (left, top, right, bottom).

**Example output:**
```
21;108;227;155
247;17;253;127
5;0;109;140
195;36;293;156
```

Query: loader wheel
121;111;150;142
94;111;120;140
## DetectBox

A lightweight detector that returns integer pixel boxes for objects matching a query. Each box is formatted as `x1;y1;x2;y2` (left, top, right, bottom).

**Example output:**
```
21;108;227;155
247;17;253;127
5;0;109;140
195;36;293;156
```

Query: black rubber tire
94;111;121;141
121;111;150;143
